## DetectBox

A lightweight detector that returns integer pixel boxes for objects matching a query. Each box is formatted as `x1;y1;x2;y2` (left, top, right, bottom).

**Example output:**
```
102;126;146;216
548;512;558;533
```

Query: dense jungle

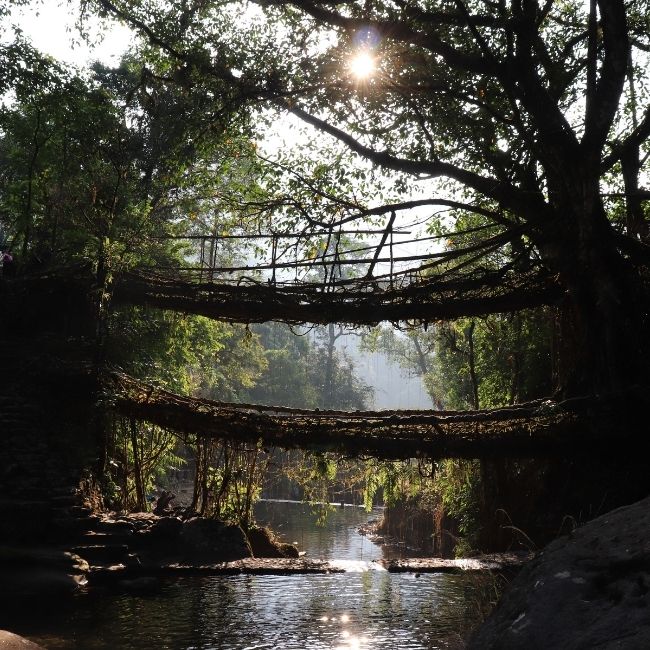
1;0;650;647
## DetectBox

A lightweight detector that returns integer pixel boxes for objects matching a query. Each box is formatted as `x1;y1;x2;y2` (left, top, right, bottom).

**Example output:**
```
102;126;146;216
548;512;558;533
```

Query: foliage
0;8;375;528
8;0;647;544
433;460;482;556
90;0;650;396
192;438;267;526
249;322;374;522
248;322;373;409
0;39;263;282
364;307;552;552
106;417;184;511
429;311;553;410
247;323;319;407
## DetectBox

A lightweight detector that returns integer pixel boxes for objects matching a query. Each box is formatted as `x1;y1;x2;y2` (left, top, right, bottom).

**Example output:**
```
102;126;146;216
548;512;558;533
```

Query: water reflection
2;571;489;649
1;502;493;649
254;499;384;561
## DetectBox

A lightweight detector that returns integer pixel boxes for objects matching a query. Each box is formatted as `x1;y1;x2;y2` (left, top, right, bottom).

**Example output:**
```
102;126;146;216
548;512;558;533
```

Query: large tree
88;0;650;396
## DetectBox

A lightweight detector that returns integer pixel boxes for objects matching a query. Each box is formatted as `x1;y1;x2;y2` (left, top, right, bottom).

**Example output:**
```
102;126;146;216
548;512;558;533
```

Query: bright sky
7;0;132;66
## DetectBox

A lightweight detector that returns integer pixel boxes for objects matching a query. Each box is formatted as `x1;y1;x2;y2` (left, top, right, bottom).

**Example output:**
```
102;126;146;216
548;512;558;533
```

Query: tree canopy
76;0;650;397
3;0;650;553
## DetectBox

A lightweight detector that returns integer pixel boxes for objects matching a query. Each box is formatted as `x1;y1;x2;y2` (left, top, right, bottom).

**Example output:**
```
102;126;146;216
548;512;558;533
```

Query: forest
1;0;650;645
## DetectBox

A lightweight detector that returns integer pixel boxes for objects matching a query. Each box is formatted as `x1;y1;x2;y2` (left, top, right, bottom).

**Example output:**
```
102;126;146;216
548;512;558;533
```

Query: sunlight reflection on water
3;502;495;649
8;568;489;649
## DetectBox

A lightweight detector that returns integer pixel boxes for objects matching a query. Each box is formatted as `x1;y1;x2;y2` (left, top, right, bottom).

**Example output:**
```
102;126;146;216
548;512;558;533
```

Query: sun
349;51;376;79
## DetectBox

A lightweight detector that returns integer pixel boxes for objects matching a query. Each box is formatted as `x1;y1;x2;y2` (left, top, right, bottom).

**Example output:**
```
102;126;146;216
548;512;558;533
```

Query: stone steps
51;515;102;535
67;519;148;573
71;543;131;565
49;495;79;507
76;530;134;544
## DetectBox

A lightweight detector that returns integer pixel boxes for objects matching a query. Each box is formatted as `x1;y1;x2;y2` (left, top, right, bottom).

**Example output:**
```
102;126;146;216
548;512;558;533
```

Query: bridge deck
109;372;645;460
111;268;558;325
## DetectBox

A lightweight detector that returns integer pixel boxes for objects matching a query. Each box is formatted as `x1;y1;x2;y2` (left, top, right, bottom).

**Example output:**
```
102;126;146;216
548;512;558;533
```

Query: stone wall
0;271;101;542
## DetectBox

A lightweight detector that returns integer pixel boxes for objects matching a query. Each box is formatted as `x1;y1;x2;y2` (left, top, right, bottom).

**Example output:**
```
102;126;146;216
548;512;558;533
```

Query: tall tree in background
249;322;372;409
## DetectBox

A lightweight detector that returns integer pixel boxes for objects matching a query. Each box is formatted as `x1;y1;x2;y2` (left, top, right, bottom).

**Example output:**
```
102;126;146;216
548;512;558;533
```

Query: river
2;501;498;649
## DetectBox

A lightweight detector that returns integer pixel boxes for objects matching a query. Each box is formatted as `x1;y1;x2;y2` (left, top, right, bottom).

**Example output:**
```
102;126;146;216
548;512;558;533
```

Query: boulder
149;516;182;541
246;526;299;559
135;516;183;556
279;543;300;559
180;518;252;562
469;495;650;649
0;630;46;649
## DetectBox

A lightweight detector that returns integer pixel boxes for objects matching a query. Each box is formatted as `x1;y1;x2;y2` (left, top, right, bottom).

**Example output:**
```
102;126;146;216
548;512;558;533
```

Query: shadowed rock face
0;548;89;597
469;495;650;649
179;518;252;562
246;526;299;559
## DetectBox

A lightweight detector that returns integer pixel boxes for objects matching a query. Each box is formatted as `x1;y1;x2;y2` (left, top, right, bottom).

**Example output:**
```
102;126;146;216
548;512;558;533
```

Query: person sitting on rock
153;490;176;515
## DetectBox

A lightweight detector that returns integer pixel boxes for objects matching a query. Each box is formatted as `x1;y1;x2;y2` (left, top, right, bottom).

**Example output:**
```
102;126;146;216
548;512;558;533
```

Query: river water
4;502;497;649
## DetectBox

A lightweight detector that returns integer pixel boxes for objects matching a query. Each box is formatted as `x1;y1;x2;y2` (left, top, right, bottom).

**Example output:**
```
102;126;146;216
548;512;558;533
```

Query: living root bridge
108;373;648;460
111;269;559;325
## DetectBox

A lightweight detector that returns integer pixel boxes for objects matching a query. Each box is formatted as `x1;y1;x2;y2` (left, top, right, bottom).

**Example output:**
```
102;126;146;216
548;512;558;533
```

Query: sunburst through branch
349;50;376;79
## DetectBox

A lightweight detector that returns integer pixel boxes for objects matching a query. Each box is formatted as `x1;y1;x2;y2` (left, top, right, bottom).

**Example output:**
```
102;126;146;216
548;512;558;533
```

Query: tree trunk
130;418;146;511
542;172;648;396
466;321;480;410
191;441;202;512
509;313;522;405
325;324;335;409
22;119;42;262
558;245;644;394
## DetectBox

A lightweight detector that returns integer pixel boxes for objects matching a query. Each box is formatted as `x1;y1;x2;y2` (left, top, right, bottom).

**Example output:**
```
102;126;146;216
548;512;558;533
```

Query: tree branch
286;102;546;220
258;0;501;75
602;103;650;171
581;0;629;158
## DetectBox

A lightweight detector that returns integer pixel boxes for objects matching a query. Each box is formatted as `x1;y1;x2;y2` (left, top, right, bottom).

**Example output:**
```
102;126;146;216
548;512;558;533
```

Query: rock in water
469;495;650;649
180;518;252;562
246;526;299;559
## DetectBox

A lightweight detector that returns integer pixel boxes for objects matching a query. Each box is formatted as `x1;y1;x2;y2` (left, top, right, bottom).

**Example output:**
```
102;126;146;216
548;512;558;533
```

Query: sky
7;0;132;66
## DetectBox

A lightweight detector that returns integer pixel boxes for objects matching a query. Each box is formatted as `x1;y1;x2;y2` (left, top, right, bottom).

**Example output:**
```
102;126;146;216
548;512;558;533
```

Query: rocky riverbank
1;509;302;596
0;630;46;649
469;494;650;649
66;511;300;580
